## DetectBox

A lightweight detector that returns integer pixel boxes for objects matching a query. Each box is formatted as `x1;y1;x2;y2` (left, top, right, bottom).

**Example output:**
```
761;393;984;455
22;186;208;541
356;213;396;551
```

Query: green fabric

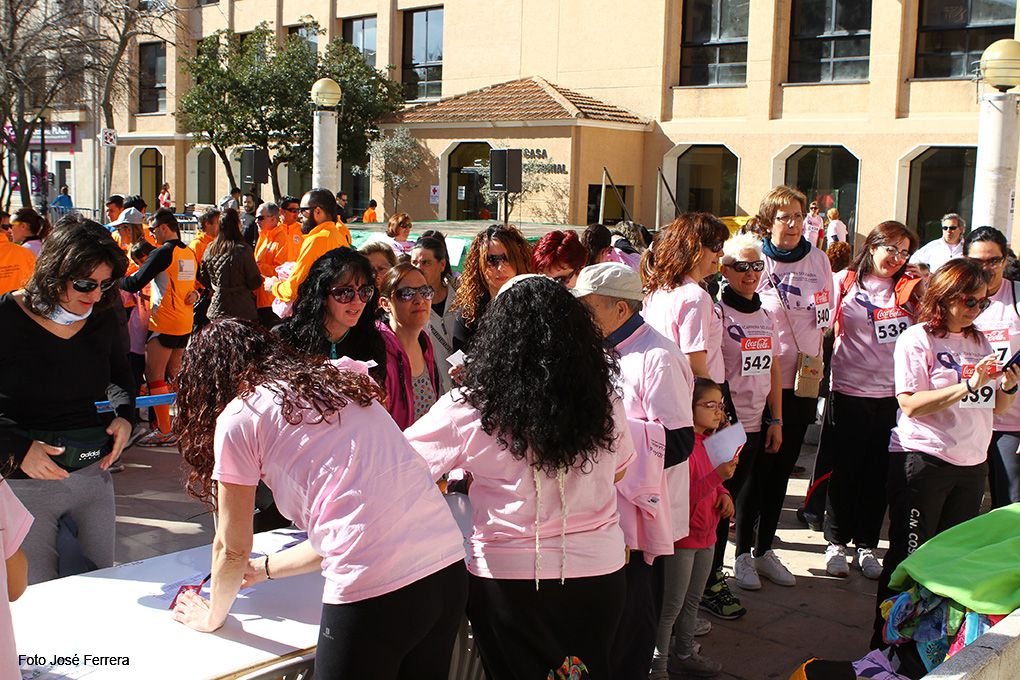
889;504;1020;614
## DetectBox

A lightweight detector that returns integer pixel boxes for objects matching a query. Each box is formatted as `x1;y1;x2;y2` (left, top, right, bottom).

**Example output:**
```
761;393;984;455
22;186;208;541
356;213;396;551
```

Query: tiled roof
389;76;648;126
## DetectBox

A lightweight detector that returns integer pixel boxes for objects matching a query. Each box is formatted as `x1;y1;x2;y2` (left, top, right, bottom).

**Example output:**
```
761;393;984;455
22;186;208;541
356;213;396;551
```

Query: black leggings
467;569;626;680
988;431;1020;508
712;430;761;567
740;389;817;554
822;393;898;548
314;561;468;680
871;452;985;649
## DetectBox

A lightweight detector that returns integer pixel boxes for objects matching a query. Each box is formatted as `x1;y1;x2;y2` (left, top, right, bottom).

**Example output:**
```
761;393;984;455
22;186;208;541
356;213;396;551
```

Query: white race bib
740;336;773;376
960;364;995;409
874;308;911;344
984;328;1012;365
814;290;831;329
177;258;197;282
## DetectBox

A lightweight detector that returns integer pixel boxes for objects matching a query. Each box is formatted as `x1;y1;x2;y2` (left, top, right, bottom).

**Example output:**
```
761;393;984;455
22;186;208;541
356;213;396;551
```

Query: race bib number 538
874;308;911;344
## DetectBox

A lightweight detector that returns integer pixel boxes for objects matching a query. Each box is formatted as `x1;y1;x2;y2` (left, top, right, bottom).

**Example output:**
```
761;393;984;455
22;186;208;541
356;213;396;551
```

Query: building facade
84;0;1017;244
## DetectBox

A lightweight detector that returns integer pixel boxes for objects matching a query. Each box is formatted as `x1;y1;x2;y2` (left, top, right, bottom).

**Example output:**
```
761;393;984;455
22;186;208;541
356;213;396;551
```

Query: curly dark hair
917;258;990;340
459;275;619;475
277;247;387;385
175;319;384;506
24;213;127;316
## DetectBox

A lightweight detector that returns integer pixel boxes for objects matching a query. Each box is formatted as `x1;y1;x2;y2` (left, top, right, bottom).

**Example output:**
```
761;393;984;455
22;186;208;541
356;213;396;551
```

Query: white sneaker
857;548;882;580
825;543;850;577
733;552;761;590
754;549;796;586
694;616;712;636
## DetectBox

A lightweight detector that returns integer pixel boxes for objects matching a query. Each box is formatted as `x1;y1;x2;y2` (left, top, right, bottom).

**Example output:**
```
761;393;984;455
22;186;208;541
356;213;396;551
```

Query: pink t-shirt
643;277;725;383
404;390;634;580
831;270;911;398
889;325;994;465
0;480;32;680
758;248;833;389
717;301;776;432
974;280;1020;432
803;215;824;244
615;322;696;554
212;385;465;605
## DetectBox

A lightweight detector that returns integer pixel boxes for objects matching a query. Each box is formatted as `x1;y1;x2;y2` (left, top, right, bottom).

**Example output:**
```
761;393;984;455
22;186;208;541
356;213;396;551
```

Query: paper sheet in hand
704;422;746;468
447;349;466;367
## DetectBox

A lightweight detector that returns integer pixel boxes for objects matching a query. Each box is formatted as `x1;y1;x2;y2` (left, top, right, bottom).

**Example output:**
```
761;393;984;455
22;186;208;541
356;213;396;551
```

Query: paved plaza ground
111;420;880;680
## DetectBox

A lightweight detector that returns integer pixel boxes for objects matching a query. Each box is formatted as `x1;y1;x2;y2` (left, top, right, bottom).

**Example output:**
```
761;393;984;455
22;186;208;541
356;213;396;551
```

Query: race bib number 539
960;364;995;409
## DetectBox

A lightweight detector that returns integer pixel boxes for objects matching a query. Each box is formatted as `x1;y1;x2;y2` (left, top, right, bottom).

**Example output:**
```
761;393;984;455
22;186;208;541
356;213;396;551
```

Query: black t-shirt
0;294;134;472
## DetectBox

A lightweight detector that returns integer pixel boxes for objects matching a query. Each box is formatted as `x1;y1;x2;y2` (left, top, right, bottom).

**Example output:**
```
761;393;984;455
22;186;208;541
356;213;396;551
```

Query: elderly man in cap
572;262;697;680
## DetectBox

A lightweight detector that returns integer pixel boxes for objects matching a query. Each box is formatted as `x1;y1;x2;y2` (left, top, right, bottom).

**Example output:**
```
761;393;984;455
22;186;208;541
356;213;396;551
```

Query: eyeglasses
485;253;510;269
72;278;116;293
394;285;435;302
299;206;316;215
704;241;725;254
942;225;960;231
328;285;375;304
254;215;267;221
775;213;804;224
962;296;991;311
727;260;765;273
695;400;726;411
881;245;912;261
970;256;1005;269
283;207;300;213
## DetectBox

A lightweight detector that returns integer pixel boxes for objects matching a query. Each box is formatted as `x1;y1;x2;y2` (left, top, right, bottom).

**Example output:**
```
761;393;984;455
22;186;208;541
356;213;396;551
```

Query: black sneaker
699;569;747;620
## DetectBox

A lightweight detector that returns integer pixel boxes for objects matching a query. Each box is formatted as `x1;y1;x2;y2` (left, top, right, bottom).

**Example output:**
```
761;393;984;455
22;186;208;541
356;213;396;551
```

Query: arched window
675;145;739;216
139;148;163;212
785;145;859;237
907;146;976;244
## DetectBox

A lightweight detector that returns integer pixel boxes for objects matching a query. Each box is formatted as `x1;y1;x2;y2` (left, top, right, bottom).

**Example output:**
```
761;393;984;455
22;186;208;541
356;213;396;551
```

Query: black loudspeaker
490;149;522;193
241;148;270;184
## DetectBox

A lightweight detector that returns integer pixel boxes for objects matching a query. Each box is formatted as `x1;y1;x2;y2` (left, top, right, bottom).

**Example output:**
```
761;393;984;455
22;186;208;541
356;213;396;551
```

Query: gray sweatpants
651;546;714;670
7;463;116;584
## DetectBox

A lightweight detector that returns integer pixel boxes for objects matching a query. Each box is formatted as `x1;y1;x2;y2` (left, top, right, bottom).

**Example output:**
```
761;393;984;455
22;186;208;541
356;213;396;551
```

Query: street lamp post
972;39;1020;237
310;78;342;191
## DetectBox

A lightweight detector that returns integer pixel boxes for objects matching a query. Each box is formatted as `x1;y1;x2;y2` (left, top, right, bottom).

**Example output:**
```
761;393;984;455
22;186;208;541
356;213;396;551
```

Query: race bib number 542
740;337;772;376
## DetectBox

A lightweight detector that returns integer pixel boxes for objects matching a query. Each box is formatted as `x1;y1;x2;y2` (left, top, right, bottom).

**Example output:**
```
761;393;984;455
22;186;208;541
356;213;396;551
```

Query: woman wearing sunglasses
817;222;919;581
375;263;441;429
967;227;1020;509
715;232;784;592
874;259;1020;651
641;211;743;619
0;215;134;583
747;185;833;590
277;247;387;387
451;224;532;352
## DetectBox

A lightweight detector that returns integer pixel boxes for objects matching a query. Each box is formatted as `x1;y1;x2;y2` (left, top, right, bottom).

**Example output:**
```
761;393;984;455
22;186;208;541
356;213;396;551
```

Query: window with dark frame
402;7;443;101
916;0;1016;79
343;16;378;68
788;0;873;83
288;24;318;53
138;41;167;114
680;0;750;86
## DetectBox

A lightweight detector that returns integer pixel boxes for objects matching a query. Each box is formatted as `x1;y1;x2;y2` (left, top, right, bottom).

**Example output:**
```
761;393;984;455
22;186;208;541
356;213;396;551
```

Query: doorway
448;142;497;220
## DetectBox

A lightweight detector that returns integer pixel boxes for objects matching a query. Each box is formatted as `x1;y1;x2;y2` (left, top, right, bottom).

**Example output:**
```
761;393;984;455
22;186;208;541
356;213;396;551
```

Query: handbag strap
764;259;805;356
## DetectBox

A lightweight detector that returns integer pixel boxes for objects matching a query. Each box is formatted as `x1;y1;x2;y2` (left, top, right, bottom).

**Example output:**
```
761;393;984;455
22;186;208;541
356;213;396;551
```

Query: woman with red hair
532;230;587;288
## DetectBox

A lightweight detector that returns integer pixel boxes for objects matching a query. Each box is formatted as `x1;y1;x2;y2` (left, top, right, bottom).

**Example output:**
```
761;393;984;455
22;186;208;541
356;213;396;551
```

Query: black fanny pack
24;426;112;470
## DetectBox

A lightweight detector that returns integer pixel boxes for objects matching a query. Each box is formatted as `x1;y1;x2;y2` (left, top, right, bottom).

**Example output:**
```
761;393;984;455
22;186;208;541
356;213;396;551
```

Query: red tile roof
389;76;647;126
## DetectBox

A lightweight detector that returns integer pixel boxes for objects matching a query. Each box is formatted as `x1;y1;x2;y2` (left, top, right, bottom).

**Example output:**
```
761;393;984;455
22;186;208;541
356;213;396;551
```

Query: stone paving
110;424;881;680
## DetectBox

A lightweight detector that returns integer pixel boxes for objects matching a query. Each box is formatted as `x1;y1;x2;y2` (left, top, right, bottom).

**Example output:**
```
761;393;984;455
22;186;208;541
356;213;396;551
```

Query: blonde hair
756;185;807;226
827;208;840;221
721;232;763;265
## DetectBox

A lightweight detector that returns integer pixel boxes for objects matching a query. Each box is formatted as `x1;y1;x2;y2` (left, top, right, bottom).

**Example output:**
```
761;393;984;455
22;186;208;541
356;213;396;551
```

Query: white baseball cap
109;207;145;227
570;262;644;301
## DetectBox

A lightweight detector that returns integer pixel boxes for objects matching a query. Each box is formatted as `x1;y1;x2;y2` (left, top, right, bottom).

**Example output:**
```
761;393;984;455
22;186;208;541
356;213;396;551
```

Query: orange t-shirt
272;221;345;303
254;224;292;309
0;241;35;295
362;208;378;224
285;223;304;261
149;244;198;336
188;231;215;265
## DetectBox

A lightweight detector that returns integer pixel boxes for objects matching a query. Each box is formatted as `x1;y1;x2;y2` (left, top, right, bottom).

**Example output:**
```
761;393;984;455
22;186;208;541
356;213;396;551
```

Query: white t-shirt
826;220;848;243
909;238;964;274
803;214;824;244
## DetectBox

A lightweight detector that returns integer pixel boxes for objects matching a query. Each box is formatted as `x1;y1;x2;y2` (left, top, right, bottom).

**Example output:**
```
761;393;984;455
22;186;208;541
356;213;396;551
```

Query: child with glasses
652;378;735;679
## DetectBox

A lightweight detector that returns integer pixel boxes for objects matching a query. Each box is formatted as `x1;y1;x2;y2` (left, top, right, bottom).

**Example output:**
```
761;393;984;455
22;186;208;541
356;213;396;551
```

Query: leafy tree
355;127;428;214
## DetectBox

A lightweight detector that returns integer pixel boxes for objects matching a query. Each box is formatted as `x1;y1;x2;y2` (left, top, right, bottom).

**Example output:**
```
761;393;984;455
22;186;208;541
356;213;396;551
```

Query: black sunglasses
704;241;725;254
328;285;375;304
962;296;991;311
727;260;765;273
72;278;116;293
943;225;961;231
283;207;300;213
485;253;510;268
394;285;435;302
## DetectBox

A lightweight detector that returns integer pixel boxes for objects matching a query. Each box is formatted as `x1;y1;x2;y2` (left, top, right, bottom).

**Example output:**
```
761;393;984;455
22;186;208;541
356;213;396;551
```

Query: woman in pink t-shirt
967;227;1020;508
405;276;632;680
820;221;920;582
532;229;587;288
172;320;468;680
750;185;833;589
0;479;31;680
874;259;1020;647
716;232;784;592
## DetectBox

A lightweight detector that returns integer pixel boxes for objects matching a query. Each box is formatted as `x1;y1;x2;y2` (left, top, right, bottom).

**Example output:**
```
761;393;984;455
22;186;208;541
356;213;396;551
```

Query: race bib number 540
814;291;831;329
